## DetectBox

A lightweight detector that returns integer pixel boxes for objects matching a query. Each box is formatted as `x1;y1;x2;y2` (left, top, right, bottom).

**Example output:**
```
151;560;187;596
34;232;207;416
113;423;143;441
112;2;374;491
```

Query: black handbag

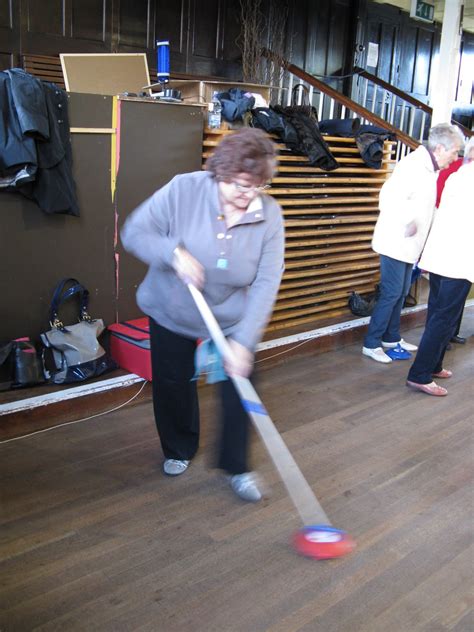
348;285;380;317
41;278;116;384
0;338;46;390
286;84;317;119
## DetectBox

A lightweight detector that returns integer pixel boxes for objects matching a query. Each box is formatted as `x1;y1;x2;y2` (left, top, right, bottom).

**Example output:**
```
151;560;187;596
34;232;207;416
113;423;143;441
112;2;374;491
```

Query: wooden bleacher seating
22;54;65;87
204;129;393;333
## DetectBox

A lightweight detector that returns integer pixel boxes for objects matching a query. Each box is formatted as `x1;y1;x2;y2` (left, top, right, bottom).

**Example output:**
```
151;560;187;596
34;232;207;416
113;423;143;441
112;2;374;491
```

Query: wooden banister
354;66;473;139
262;48;419;150
353;66;431;113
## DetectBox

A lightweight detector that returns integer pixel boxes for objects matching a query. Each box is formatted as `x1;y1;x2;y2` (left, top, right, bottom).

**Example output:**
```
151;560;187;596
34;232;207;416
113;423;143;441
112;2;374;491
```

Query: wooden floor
1;309;473;632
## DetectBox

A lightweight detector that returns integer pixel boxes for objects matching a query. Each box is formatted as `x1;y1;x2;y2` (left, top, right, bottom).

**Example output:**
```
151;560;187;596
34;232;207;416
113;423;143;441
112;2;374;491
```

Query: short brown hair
206;128;277;183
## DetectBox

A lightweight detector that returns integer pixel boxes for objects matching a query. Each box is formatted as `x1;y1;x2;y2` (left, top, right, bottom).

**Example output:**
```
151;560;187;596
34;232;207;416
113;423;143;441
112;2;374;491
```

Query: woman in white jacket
406;154;474;396
362;123;464;364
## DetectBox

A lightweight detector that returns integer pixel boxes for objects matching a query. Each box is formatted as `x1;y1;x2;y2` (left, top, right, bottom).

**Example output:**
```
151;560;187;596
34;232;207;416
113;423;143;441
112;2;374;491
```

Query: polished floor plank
1;310;473;631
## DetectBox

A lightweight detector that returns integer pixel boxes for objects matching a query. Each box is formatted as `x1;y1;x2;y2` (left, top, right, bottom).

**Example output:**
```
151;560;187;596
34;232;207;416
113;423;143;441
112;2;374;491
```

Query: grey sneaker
228;472;262;502
163;459;190;476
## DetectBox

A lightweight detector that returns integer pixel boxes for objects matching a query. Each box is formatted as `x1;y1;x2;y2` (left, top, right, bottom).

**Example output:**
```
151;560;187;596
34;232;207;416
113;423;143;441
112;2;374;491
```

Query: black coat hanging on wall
0;68;79;216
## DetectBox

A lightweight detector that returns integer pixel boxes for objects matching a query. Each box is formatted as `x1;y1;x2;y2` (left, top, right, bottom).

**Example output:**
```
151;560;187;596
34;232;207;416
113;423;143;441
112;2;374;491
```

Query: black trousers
149;319;251;475
407;274;471;384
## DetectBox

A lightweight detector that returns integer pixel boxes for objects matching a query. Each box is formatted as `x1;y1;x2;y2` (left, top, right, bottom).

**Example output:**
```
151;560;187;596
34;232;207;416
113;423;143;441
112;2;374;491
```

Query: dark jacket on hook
0;68;79;215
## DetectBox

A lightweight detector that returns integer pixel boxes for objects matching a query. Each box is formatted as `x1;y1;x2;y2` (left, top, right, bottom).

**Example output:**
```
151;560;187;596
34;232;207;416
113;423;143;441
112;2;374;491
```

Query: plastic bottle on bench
208;91;222;129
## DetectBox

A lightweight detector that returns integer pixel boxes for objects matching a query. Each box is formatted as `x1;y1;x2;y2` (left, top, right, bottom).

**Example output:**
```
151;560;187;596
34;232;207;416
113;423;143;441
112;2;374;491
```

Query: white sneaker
228;472;262;502
362;346;392;363
163;459;190;476
382;339;418;352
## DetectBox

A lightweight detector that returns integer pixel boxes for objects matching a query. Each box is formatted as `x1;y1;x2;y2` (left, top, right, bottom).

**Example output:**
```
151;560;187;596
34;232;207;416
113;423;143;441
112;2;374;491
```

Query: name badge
216;258;228;269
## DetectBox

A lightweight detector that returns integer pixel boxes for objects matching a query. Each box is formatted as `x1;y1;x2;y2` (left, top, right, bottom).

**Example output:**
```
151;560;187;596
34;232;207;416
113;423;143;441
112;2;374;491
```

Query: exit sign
410;0;435;22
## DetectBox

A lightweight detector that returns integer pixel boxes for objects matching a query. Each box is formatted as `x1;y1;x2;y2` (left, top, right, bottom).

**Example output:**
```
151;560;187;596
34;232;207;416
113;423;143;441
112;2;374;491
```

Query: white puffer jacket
418;161;474;283
372;145;438;264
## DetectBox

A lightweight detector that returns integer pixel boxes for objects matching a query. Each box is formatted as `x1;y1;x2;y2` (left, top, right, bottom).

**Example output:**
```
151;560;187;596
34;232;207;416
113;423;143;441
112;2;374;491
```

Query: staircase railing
353;66;472;143
262;49;418;161
262;49;472;162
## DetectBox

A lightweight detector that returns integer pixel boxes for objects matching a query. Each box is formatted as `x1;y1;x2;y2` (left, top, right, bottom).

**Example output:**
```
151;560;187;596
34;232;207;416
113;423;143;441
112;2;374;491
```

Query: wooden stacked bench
203;129;395;333
22;54;66;87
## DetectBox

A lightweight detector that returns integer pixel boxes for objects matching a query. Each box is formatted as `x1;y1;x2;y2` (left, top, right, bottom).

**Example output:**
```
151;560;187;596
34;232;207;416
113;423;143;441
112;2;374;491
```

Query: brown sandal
406;380;448;396
432;369;453;379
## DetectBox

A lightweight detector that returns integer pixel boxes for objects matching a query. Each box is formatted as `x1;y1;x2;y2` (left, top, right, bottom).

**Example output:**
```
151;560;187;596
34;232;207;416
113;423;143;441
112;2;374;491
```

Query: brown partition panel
115;99;204;322
0;99;115;342
0;94;204;343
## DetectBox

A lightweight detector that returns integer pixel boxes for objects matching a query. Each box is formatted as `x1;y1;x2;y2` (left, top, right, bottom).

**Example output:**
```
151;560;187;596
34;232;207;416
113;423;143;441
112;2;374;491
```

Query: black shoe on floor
450;335;466;345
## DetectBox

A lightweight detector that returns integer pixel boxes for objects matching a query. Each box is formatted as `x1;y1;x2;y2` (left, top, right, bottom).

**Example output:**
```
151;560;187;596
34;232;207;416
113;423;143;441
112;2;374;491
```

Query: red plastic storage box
108;317;152;381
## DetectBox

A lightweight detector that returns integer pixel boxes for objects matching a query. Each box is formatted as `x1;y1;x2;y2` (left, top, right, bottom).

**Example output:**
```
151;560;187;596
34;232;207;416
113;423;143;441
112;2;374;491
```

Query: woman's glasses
232;182;270;194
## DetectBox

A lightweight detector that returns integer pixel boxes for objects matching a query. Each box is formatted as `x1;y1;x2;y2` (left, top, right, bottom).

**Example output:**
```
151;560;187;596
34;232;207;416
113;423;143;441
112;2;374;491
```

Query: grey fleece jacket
121;170;285;350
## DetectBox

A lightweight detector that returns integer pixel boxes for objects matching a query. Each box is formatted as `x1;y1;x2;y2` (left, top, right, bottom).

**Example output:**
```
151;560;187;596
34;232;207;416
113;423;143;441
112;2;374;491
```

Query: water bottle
208;91;222;129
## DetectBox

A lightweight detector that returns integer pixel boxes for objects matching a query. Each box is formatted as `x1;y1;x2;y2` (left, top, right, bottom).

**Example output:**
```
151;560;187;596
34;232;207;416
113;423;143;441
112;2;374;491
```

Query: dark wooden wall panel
327;1;351;76
71;0;106;42
395;17;437;103
21;0;111;53
365;5;400;84
0;0;20;63
115;100;204;321
191;0;219;59
378;23;398;83
0;52;13;69
284;1;307;71
154;0;187;71
118;0;151;49
289;0;352;81
0;0;18;68
0;0;470;110
306;0;330;76
26;0;65;37
411;28;435;97
457;35;474;104
221;2;240;64
362;1;442;107
0;0;12;28
397;24;417;93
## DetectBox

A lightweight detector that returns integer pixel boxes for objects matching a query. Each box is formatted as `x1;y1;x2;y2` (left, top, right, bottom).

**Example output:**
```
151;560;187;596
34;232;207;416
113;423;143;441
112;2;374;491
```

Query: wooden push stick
187;283;330;527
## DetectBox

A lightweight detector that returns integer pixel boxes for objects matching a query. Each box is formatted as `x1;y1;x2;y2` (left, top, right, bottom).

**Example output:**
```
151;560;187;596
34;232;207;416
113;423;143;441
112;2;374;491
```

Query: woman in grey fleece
121;128;285;502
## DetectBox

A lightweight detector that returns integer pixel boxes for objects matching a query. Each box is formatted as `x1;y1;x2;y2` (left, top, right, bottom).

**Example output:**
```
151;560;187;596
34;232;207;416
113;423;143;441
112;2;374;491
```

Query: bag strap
0;341;13;367
49;278;91;328
292;84;310;106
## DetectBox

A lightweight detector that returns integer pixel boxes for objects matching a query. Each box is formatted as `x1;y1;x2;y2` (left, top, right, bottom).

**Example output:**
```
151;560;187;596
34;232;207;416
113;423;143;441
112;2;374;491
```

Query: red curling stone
293;525;356;560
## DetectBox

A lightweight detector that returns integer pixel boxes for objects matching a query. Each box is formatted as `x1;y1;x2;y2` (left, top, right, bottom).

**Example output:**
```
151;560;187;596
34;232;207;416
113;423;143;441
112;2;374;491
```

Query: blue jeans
407;274;471;384
364;255;413;348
